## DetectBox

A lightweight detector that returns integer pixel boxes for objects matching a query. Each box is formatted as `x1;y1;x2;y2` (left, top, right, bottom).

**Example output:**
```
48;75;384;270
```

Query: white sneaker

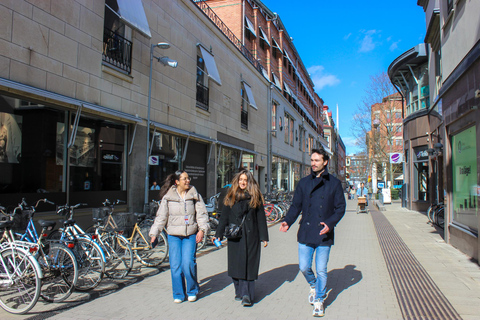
187;295;197;302
174;298;183;303
308;287;316;305
312;300;324;317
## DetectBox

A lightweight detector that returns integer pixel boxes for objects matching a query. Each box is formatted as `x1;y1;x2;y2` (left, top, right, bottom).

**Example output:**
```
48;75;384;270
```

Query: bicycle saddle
134;213;147;223
63;219;76;227
0;220;14;229
38;220;56;229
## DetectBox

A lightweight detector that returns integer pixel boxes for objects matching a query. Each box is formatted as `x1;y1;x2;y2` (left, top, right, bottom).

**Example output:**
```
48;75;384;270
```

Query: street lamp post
144;42;178;213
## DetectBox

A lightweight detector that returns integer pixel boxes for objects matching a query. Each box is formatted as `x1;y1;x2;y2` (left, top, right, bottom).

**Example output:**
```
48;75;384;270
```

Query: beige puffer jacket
149;185;210;238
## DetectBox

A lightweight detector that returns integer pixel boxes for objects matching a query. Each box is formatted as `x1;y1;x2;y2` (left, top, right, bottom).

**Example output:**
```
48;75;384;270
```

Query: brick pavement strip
1;198;478;319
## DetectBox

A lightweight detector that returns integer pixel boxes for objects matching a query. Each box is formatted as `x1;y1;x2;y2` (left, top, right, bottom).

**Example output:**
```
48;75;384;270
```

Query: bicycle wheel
47;229;62;240
264;205;277;224
70;237;105;291
100;233;133;279
133;220;168;267
436;207;445;229
196;232;208;251
38;243;79;303
427;205;435;223
0;248;42;314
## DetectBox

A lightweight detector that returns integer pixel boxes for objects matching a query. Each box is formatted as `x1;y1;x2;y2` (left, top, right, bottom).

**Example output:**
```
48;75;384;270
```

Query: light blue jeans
168;234;199;300
298;243;331;302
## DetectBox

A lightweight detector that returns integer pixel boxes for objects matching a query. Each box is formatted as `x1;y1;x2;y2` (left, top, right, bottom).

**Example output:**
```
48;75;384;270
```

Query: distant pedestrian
279;148;346;317
213;169;269;307
150;180;160;190
357;182;368;206
349;186;355;200
149;170;210;303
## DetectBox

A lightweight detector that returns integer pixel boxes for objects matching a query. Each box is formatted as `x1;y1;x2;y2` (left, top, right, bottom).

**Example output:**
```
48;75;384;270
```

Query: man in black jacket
280;148;346;317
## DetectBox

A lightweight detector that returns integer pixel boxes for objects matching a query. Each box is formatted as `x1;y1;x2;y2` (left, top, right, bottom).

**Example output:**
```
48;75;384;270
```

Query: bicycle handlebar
102;199;125;206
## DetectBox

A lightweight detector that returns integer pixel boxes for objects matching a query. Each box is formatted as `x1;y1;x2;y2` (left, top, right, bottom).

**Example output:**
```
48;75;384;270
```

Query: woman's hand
196;230;204;243
211;237;218;245
150;236;156;243
263;241;268;248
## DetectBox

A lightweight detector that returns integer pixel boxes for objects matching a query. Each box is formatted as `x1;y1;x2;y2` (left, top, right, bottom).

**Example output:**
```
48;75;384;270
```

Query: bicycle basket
149;203;159;217
107;212;135;237
12;210;31;232
92;207;110;220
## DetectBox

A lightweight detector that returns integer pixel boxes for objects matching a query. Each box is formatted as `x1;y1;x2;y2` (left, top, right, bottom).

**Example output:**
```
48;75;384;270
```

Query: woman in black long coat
213;169;269;307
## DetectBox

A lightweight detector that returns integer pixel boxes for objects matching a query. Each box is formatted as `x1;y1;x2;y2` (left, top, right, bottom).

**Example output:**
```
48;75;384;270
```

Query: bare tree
351;71;403;187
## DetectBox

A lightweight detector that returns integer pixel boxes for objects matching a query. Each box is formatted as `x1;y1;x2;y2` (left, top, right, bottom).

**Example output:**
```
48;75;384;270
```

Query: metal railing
192;0;264;74
102;28;132;74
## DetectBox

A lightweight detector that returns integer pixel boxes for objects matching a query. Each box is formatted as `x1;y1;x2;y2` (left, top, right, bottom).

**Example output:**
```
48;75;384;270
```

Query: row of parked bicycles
0;190;292;315
0;198;167;314
427;202;445;229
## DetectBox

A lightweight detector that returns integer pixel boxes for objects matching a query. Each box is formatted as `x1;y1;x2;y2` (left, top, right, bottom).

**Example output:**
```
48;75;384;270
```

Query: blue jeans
298;243;331;302
168;234;199;300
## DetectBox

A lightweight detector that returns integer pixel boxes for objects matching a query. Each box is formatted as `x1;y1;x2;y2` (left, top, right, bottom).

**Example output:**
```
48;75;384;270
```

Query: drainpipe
267;83;273;193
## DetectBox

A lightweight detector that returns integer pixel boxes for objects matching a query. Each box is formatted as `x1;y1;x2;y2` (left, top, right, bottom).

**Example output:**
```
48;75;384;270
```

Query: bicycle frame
15;217;39;243
126;223;151;250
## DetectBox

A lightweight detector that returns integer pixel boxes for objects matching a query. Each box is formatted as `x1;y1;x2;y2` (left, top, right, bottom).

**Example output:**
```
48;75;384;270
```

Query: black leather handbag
224;215;246;240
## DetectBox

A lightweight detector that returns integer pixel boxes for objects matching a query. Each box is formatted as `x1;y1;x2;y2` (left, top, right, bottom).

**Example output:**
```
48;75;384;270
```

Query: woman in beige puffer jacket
149;170;209;303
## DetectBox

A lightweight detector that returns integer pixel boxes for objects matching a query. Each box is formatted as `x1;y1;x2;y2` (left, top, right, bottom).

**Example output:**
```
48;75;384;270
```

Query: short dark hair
311;148;329;162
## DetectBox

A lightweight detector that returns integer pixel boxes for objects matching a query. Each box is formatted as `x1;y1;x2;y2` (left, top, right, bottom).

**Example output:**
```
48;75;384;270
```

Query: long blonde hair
224;169;264;208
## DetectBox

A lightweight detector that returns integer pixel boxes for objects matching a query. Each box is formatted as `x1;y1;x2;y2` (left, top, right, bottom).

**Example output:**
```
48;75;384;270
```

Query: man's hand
319;222;330;235
279;221;289;232
150;236;156;243
196;230;204;243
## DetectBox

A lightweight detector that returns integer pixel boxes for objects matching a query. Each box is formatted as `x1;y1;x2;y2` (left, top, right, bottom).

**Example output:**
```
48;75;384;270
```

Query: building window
103;1;132;73
272;102;277;137
413;146;429;201
284;113;294;146
271;156;289;191
299;127;305;151
308;135;314;154
241;87;249;129
217;147;241;189
446;0;454;14
196;55;209;110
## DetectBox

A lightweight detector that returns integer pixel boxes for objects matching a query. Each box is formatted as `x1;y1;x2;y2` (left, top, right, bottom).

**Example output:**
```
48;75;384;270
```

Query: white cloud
342;136;362;155
359;30;379;53
389;40;401;51
344;33;352;40
307;65;340;91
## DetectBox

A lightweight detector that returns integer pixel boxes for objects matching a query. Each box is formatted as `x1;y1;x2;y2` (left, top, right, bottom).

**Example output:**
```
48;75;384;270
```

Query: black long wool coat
216;199;269;281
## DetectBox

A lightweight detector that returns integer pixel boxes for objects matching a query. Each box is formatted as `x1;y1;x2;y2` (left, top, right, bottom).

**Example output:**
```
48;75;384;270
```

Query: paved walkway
2;198;479;319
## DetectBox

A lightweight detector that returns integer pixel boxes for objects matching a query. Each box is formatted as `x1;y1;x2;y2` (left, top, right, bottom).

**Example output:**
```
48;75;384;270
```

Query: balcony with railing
192;0;264;74
102;28;132;74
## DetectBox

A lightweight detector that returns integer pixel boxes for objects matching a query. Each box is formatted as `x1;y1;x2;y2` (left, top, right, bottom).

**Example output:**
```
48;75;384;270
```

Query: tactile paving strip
371;208;461;320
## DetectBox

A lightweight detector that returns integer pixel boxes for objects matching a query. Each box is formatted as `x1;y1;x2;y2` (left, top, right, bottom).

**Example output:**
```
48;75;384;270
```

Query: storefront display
452;126;478;232
0;94;128;207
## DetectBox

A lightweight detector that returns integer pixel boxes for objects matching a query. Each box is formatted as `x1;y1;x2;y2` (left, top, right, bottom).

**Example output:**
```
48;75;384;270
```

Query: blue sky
260;0;426;155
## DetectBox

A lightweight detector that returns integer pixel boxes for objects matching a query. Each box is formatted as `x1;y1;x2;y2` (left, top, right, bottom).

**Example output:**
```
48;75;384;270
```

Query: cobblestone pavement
2;198;479;319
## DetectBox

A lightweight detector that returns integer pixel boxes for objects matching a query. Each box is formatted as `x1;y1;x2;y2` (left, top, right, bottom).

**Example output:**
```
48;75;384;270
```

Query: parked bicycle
92;199;168;267
427;202;444;229
0;222;42;314
1;199;79;303
47;203;106;291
